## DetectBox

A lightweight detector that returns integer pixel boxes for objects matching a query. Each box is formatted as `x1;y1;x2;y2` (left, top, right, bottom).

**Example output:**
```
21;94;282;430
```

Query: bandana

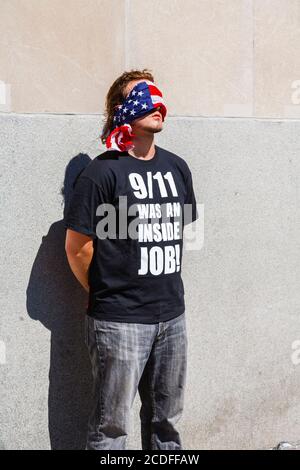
105;80;167;152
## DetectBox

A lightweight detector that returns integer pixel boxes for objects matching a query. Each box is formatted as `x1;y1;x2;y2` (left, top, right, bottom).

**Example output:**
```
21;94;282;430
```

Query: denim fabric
84;312;188;450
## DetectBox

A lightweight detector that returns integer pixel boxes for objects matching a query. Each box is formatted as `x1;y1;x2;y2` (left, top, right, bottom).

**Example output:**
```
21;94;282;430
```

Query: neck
128;135;155;160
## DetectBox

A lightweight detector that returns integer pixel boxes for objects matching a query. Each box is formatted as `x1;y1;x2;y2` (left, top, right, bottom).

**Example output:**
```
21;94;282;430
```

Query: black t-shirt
64;144;199;323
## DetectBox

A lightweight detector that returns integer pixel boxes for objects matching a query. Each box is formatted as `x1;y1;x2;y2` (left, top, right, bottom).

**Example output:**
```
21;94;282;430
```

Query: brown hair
100;69;155;145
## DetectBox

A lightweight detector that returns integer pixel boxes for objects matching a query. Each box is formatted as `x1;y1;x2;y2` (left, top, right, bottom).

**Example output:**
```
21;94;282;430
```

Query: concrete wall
1;0;300;449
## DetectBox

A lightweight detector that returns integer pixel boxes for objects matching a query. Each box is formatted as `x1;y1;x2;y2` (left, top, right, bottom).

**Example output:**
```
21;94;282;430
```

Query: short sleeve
183;169;199;225
64;175;108;239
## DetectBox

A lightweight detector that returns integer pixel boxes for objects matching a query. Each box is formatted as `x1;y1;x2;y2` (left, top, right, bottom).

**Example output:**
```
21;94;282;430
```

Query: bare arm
65;228;94;293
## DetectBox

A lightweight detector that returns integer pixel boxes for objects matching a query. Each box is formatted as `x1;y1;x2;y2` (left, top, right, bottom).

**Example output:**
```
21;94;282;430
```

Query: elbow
65;241;74;259
65;232;93;258
65;231;77;257
65;229;94;257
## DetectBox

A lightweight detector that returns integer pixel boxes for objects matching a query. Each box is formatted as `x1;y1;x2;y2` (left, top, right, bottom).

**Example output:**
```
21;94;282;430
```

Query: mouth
152;113;162;120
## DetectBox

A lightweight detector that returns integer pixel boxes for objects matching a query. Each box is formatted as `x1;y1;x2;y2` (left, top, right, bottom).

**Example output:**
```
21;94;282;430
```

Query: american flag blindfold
105;81;167;152
113;81;167;127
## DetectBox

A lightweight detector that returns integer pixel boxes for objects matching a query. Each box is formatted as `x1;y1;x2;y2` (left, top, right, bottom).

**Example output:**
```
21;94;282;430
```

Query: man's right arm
65;228;94;293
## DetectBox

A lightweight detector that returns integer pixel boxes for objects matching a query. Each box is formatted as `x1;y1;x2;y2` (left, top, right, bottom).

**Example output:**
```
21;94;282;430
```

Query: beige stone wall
1;0;300;118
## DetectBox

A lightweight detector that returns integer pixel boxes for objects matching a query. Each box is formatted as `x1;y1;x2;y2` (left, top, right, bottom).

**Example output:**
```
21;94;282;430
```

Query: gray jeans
84;312;188;450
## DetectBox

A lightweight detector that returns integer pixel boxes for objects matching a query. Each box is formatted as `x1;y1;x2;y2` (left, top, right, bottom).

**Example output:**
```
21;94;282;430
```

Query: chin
145;123;163;133
135;123;163;135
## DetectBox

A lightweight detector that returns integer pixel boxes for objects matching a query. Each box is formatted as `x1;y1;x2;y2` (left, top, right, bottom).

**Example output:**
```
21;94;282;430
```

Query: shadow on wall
26;153;93;450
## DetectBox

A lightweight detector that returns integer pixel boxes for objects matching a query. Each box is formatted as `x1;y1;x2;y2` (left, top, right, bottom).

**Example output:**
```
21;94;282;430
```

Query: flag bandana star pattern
105;80;167;152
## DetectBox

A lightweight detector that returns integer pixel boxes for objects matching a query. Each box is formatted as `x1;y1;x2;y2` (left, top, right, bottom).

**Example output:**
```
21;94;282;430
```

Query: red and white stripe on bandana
105;80;167;152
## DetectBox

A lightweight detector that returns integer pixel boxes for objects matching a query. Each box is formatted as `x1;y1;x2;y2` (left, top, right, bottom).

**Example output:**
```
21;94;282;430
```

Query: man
64;71;199;450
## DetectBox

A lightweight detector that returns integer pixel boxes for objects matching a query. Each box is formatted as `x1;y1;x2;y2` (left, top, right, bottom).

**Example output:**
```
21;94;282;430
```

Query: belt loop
157;321;164;337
